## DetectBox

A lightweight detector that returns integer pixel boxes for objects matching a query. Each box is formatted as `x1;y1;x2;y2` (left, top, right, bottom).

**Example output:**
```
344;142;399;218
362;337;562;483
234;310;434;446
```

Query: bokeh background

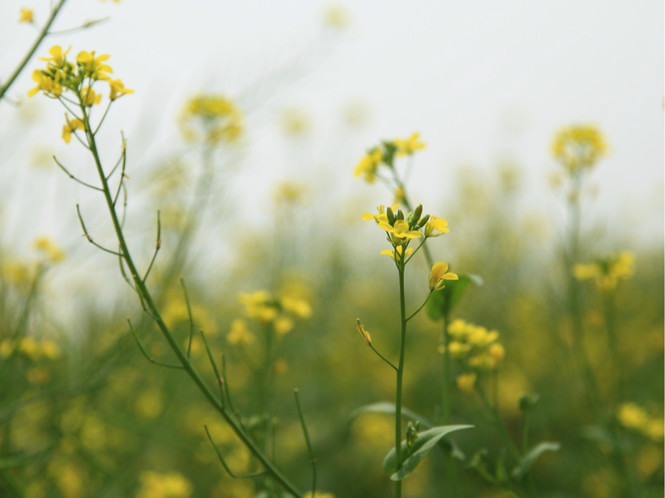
0;1;662;497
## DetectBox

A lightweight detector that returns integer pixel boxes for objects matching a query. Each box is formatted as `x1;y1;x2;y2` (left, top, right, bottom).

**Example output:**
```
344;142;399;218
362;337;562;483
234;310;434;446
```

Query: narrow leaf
383;425;473;481
511;441;561;481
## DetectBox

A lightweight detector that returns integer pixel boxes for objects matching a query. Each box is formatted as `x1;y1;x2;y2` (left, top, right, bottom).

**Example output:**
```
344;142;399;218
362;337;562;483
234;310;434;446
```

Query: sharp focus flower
428;262;458;291
424;216;450;237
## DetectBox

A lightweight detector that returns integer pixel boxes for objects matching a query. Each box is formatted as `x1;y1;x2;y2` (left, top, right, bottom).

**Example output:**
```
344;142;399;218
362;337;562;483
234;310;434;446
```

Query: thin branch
0;0;68;101
199;330;224;404
405;291;433;322
221;355;240;420
93;100;112;135
180;278;195;357
112;137;127;207
48;16;109;35
369;342;399;371
142;211;162;283
76;204;123;257
53;156;102;191
294;389;317;497
127;319;183;369
204;426;266;479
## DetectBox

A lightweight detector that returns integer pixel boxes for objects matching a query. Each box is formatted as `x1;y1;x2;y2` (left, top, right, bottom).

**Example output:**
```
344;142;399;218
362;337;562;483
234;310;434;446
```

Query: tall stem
79;106;302;498
394;263;407;498
441;312;459;497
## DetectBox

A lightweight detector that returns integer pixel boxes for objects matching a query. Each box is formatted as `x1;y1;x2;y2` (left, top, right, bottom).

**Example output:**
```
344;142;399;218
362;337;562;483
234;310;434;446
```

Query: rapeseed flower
574;251;635;290
552;124;607;173
394;132;426;157
179;94;243;144
19;8;34;23
428;262;458;291
353;147;383;183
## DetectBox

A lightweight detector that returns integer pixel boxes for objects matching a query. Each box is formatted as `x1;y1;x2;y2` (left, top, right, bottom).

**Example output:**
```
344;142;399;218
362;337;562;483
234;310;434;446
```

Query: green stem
0;0;68;101
394;262;408;498
78;104;302;498
441;313;459;497
478;386;521;465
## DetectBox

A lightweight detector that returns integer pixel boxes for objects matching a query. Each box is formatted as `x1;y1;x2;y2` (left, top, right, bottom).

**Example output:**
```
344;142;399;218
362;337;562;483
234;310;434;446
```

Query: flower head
75;50;112;80
353;147;383;183
574;251;634;291
428;262;458;291
551;124;607;173
62;115;85;144
19;8;34;23
109;79;134;100
424;216;449;237
179;94;243;144
394;132;426;157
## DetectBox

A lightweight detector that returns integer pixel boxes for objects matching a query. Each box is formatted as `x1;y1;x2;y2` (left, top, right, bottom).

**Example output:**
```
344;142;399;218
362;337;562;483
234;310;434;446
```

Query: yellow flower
19;8;34;23
424;216;449;237
108;78;133;100
179;94;244;144
456;373;477;393
39;45;71;67
80;86;102;106
551;124;607;172
227;319;255;346
394;132;426;157
428;262;458;291
76;50;112;80
27;69;63;98
274;316;294;335
380;246;414;261
353;147;383;183
62;115;85;144
617;403;649;430
447;341;471;357
137;471;192;498
33;236;66;262
323;4;350;29
390;219;422;242
575;251;635;291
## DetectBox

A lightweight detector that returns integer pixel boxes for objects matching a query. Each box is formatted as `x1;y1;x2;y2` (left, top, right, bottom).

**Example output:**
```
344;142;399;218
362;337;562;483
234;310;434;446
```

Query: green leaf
426;273;483;320
383;425;473;481
349;402;466;460
511;441;561;481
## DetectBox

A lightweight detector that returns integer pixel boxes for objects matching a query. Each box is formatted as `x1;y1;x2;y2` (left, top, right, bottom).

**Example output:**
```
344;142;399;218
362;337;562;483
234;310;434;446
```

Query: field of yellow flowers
1;2;662;498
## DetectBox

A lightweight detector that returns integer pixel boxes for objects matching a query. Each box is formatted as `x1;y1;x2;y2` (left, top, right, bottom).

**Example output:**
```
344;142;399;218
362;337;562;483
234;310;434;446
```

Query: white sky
1;0;663;252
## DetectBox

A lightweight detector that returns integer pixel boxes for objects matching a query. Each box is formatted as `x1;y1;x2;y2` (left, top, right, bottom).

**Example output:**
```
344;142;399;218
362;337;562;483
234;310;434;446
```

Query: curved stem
77;103;302;498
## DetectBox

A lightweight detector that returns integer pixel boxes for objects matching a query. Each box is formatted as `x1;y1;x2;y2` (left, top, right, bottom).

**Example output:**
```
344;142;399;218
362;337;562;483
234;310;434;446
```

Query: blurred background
0;1;662;497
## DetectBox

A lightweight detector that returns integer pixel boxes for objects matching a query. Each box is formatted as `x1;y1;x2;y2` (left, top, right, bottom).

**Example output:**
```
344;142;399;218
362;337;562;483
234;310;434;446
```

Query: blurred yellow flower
19;8;34;23
394;132;426;157
551;124;607;173
574;251;635;291
137;471;193;498
618;403;649;430
179;94;243;144
227;319;255;346
456;373;477;392
353;147;383;183
323;4;350;29
32;236;65;262
61;115;85;144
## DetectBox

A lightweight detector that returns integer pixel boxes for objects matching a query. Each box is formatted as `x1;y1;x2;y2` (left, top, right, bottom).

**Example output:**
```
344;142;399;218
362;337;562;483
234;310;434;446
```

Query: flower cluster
32;235;65;263
27;45;133;143
354;132;426;183
0;337;61;361
228;288;312;345
551;124;607;174
179;94;243;144
574;251;634;291
363;204;449;261
443;319;505;392
617;403;664;442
